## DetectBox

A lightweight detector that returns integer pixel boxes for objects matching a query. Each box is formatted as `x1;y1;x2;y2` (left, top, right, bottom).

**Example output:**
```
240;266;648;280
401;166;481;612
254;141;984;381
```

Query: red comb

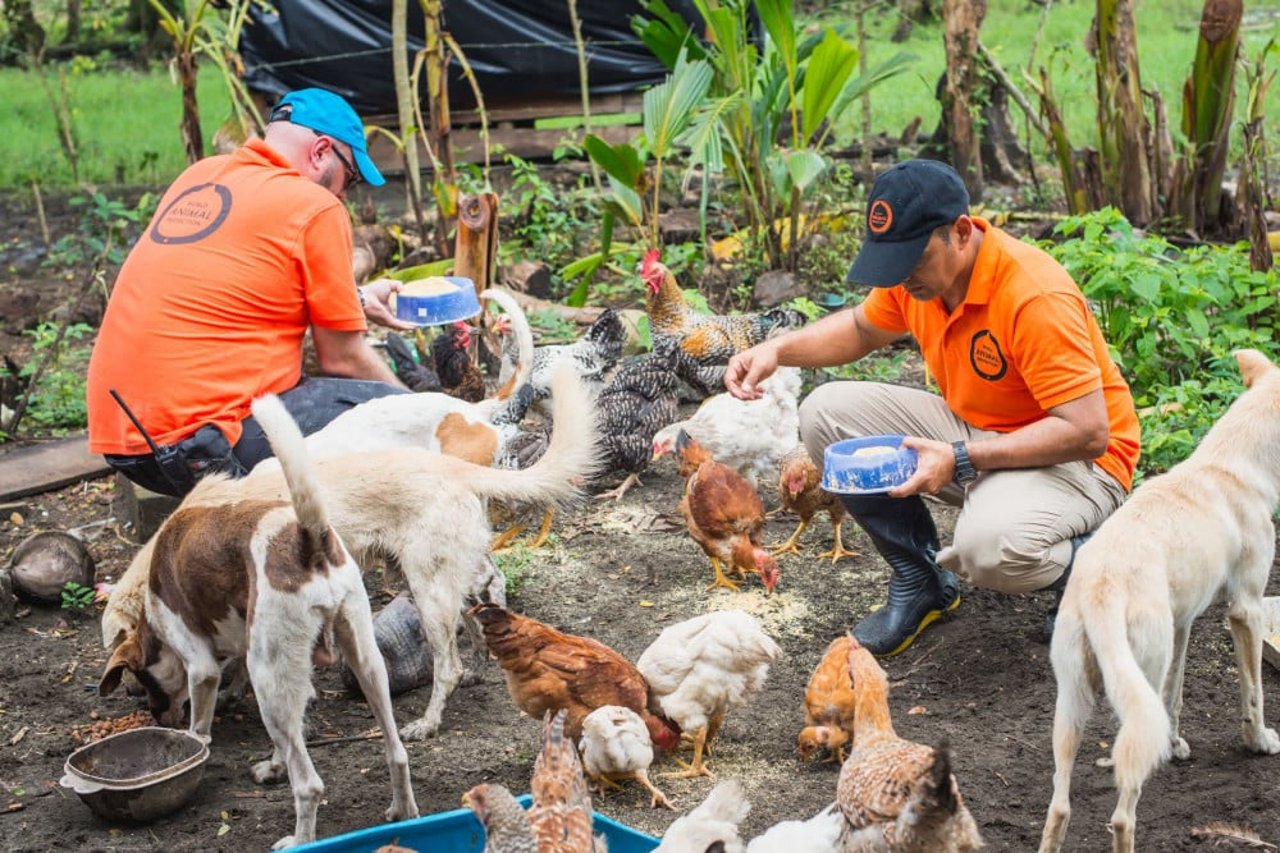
642;248;661;273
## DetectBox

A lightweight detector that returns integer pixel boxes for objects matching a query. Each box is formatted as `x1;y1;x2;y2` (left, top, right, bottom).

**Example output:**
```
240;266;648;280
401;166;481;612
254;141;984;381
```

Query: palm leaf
643;52;715;161
801;28;859;142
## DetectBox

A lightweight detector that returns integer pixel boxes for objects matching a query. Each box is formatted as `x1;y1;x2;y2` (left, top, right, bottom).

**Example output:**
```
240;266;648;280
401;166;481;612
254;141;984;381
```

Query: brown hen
836;638;983;852
675;430;780;594
772;447;859;562
798;635;858;764
530;709;602;853
470;603;681;753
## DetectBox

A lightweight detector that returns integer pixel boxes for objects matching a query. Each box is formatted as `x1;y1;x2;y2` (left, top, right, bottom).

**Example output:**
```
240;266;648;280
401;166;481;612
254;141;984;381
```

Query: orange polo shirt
86;138;365;455
861;218;1140;490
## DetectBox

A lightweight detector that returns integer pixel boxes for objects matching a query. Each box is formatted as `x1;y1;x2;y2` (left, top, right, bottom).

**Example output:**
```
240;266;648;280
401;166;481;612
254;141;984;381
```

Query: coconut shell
9;531;95;606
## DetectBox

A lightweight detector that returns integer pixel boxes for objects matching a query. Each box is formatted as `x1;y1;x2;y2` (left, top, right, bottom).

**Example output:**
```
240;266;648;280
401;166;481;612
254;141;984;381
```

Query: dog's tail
464;363;601;509
250;394;331;543
484;288;533;401
1083;582;1172;792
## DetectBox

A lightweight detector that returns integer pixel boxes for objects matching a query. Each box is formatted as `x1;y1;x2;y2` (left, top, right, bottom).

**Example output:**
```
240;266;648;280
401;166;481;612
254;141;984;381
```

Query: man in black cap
725;159;1139;655
88;88;416;497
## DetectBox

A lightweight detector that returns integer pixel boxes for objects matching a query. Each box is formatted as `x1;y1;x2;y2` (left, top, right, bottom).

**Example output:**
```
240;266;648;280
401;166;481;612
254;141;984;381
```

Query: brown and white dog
1038;349;1280;853
99;394;418;850
103;364;600;743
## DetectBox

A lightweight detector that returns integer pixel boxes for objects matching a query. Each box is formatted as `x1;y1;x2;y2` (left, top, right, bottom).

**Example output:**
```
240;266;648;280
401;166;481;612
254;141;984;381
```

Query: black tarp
241;0;703;115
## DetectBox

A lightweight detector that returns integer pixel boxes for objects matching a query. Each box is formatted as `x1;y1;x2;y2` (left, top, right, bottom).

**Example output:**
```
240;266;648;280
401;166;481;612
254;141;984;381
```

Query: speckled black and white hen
593;340;681;501
499;309;626;413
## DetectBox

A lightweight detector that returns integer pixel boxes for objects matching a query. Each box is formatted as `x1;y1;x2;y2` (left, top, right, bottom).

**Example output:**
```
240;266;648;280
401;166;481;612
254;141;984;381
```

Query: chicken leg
489;523;527;552
664;725;714;779
769;518;810;557
527;508;555;549
596;472;641;502
704;557;741;593
816;516;859;563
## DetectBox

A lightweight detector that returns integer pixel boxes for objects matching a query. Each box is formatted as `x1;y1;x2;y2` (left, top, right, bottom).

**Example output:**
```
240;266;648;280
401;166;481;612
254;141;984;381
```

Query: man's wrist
951;440;979;486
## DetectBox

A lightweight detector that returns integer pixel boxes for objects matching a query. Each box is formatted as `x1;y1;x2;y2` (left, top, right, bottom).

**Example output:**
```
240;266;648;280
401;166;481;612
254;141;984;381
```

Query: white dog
99;394;418;849
103;365;599;743
1038;349;1280;853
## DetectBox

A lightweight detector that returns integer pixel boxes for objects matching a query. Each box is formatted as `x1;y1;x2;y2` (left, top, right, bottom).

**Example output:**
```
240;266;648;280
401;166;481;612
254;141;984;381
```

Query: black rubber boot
841;494;960;657
1043;532;1094;643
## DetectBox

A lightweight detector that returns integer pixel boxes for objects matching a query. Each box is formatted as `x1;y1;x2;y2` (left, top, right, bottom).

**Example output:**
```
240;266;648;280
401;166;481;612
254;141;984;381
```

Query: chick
579;705;674;810
655;779;749;853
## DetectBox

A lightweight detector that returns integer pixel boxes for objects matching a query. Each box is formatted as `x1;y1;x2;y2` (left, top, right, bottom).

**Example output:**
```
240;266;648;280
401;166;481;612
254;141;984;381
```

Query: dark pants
105;377;408;497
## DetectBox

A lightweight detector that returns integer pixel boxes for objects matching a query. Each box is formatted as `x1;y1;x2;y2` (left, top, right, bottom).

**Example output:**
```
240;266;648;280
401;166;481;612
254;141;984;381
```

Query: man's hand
359;278;417;331
889;436;957;497
724;342;780;400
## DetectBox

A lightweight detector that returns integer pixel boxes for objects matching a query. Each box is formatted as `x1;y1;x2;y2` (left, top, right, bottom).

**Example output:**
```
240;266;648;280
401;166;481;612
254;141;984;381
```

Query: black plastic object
241;0;705;115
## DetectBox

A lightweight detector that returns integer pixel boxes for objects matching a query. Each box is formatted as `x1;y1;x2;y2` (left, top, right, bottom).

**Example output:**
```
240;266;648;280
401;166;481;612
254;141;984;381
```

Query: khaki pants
799;381;1127;594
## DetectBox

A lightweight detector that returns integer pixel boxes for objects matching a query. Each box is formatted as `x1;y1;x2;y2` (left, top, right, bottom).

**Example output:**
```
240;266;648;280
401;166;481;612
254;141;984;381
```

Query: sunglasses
314;130;360;192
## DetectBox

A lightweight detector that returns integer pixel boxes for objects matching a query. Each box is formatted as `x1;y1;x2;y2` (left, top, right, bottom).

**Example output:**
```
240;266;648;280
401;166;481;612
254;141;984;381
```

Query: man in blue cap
87;88;417;497
725;159;1139;654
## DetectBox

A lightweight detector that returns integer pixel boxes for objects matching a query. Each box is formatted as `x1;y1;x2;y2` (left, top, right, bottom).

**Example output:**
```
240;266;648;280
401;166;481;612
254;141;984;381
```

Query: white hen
656;779;750;853
579;705;674;810
747;803;844;852
652;367;802;486
637;610;781;778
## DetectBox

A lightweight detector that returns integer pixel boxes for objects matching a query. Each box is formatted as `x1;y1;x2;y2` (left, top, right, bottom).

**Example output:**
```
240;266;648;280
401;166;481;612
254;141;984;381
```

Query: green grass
825;0;1280;158
0;60;231;189
1;1;1277;191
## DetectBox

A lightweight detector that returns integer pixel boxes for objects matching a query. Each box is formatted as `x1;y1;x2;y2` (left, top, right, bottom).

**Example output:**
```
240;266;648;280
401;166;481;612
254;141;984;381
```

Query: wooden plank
364;92;645;128
368;123;636;172
1264;596;1280;672
0;435;112;501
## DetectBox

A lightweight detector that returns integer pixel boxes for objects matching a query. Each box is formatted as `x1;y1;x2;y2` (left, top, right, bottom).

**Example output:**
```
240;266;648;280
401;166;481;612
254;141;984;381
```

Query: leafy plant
2;322;95;436
60;581;96;614
1042;207;1280;474
493;545;533;597
47;191;156;268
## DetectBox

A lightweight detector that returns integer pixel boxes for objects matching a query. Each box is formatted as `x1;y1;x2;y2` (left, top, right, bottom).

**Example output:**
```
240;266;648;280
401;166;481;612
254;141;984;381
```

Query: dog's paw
1246;726;1280;755
399;719;439;742
251;759;288;785
1170;736;1191;761
271;836;296;851
387;802;420;822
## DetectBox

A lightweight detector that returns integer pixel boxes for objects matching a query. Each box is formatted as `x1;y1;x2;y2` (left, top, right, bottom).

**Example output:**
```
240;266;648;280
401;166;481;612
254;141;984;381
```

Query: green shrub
1041;208;1280;475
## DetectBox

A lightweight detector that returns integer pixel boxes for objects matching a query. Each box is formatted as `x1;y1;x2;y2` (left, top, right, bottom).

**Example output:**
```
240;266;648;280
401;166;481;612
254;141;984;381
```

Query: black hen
385;333;443;393
593;340;681;501
432;322;486;403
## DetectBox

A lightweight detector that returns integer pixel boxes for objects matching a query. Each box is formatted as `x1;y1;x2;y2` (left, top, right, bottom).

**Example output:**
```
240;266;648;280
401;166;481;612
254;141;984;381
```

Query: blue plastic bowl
290;794;659;853
822;435;918;494
393;276;481;326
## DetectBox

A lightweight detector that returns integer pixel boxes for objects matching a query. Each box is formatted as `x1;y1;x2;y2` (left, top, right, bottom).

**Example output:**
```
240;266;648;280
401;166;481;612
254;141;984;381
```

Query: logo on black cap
868;199;893;235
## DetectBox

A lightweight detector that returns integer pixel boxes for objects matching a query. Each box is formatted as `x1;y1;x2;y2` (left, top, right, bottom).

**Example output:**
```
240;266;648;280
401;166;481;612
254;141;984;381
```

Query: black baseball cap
846;159;969;287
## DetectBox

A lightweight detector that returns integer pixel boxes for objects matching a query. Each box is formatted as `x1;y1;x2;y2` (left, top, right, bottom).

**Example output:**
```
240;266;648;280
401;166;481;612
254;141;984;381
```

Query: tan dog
100;394;418;849
103;365;599;742
1038;349;1280;853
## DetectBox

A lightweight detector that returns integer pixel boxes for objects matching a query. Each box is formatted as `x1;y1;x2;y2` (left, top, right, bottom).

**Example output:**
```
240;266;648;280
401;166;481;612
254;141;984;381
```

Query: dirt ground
1;464;1279;852
1;190;1279;851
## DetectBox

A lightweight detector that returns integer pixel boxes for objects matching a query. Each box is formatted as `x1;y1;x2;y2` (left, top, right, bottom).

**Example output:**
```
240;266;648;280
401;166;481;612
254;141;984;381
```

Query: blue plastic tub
392;276;481;326
822;434;918;494
291;794;659;853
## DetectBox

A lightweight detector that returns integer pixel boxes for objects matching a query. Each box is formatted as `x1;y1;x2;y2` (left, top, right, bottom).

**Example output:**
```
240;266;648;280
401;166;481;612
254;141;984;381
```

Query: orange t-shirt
87;138;365;455
860;218;1140;490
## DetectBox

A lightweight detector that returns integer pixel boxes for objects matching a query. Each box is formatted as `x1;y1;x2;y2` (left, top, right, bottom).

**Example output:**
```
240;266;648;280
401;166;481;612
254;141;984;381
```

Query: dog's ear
1234;349;1276;388
99;632;144;696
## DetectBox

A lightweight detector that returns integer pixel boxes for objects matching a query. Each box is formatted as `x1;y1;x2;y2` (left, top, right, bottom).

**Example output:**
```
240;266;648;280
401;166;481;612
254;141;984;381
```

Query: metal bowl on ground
61;727;209;823
822;434;919;494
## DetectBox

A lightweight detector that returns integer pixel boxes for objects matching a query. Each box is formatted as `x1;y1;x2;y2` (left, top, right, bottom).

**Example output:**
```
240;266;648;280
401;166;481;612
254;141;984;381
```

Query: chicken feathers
798;635;858;763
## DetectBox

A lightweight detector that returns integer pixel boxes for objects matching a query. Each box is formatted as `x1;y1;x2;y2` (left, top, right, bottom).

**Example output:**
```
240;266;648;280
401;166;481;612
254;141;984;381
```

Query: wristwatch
951;440;979;486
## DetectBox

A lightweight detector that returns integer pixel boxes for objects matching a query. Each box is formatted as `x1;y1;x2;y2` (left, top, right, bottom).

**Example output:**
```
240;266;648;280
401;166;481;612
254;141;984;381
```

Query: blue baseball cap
271;89;385;187
846;159;969;287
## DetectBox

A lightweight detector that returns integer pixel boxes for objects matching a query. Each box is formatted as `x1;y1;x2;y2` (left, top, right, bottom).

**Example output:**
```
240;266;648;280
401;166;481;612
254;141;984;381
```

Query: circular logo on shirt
969;330;1008;381
149;183;232;245
867;199;894;235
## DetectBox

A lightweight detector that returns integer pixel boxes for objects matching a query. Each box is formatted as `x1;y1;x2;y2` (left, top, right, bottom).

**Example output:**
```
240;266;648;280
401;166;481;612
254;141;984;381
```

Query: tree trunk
3;0;46;55
64;0;81;45
391;0;426;241
893;0;937;42
1094;0;1155;225
454;193;501;367
423;0;457;257
941;0;987;200
177;52;203;164
1171;0;1242;236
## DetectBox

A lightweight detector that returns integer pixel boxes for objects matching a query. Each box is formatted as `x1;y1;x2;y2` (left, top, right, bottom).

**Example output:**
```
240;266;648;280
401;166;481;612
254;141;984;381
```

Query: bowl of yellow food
392;276;480;326
822;435;918;494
